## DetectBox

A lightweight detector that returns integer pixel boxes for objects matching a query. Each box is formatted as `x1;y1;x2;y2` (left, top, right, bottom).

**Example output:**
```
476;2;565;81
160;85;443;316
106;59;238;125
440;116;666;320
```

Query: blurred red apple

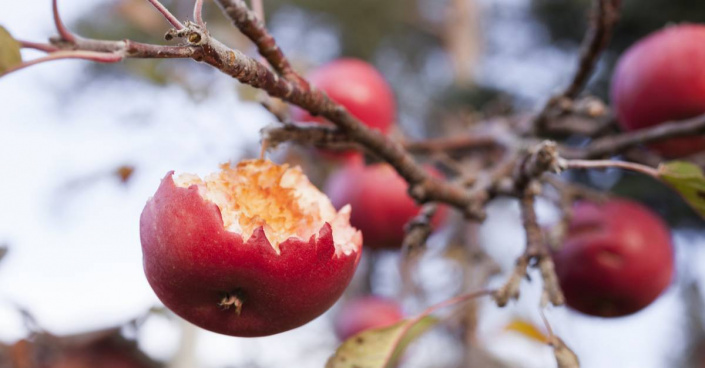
611;24;705;157
325;158;446;249
553;199;674;317
334;296;404;340
50;348;152;368
292;58;396;134
140;160;362;337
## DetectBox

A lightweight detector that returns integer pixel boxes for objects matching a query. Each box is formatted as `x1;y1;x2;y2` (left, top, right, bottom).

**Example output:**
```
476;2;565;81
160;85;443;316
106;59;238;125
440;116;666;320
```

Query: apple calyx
219;291;244;315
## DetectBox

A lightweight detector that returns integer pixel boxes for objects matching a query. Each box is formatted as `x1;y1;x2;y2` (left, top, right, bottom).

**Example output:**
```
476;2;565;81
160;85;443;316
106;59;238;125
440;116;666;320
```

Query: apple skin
611;24;705;158
140;173;362;337
334;296;404;341
552;199;674;317
49;349;151;368
325;159;446;250
292;58;396;134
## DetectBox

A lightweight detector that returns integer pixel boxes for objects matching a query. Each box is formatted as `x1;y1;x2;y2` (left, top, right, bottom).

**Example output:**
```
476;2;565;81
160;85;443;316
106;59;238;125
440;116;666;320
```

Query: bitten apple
140;160;362;337
292;58;396;134
552;199;674;317
325;158;446;250
611;24;705;157
333;296;404;341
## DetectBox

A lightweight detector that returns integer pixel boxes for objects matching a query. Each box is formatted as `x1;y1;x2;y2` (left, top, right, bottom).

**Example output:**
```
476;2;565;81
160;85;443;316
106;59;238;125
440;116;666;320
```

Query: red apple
140;160;362;337
553;199;674;317
292;58;396;134
611;24;705;158
324;158;446;250
49;348;151;368
334;296;404;341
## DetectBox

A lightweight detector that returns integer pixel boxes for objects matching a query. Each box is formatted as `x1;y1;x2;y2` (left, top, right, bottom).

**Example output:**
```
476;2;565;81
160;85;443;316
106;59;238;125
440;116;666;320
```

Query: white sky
1;1;704;368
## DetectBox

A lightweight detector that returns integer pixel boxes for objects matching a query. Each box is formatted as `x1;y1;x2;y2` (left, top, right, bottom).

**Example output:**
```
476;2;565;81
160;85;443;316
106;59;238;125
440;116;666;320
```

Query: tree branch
213;0;306;86
194;0;206;26
18;19;486;220
533;0;621;134
403;133;507;155
260;123;357;151
561;113;705;159
52;0;76;43
520;194;565;306
401;203;438;256
146;0;186;30
563;0;621;99
559;158;659;178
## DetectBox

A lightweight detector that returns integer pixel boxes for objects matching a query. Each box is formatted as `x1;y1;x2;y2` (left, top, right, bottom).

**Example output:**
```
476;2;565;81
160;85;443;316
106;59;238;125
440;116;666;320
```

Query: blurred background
1;0;704;367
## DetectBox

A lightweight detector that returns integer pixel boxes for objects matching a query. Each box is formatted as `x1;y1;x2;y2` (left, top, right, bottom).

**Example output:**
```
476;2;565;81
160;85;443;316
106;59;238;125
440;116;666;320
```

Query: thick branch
213;0;306;86
44;22;487;219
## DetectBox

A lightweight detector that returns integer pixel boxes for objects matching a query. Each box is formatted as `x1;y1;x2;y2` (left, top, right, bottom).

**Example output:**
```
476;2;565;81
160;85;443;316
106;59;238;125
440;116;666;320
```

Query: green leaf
326;316;438;368
0;26;22;74
657;161;705;219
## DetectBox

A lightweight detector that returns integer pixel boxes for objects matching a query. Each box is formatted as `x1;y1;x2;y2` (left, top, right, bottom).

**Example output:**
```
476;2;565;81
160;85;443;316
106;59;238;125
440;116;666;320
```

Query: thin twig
561;113;705;159
520;194;565;306
563;0;621;99
533;0;621;134
0;51;123;78
18;40;60;53
541;175;608;251
260;123;358;150
540;309;580;368
494;255;530;307
194;0;206;26
404;133;506;154
560;158;659;178
402;203;438;256
146;0;185;30
52;0;76;42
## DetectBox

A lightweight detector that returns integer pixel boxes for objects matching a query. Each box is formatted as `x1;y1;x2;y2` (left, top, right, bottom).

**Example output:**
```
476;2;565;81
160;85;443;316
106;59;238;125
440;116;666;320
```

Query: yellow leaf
504;318;549;344
0;25;22;74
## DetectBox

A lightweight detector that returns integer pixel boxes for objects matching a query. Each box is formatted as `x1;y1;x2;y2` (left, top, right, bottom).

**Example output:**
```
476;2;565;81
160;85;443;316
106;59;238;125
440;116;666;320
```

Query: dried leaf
552;337;580;368
326;316;438;368
115;165;135;183
0;26;21;74
657;161;705;219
